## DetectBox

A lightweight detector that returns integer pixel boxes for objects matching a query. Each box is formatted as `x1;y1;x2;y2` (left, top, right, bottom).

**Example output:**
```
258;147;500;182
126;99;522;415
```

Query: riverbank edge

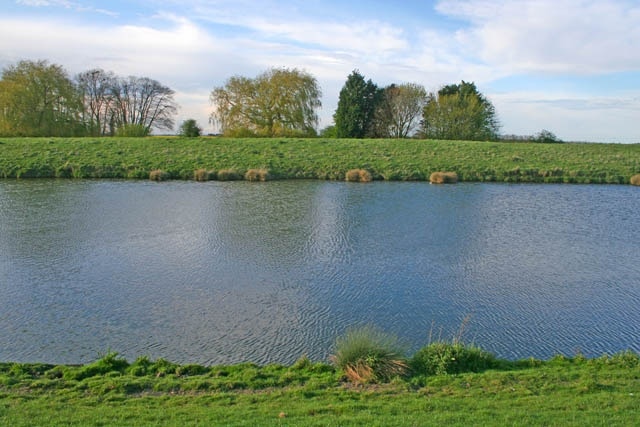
1;351;638;426
1;137;639;184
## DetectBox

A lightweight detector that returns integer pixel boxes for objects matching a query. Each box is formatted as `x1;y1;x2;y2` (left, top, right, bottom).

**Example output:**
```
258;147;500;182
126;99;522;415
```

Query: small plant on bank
245;168;270;182
149;169;170;181
194;168;214;181
216;169;241;181
345;169;373;183
331;325;407;383
429;171;458;184
631;174;640;186
410;341;497;376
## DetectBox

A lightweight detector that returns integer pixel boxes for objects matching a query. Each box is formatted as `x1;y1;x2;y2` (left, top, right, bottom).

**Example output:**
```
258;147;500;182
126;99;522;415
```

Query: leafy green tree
421;81;500;141
0;59;83;136
210;68;321;137
333;70;381;138
372;83;427;138
179;119;202;137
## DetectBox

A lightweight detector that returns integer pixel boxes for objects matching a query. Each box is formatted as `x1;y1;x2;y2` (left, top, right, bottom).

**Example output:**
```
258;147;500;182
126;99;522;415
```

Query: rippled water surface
1;180;638;364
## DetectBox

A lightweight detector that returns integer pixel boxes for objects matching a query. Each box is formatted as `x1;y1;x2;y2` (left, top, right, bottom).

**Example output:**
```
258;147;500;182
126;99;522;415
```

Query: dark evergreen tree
333;70;381;138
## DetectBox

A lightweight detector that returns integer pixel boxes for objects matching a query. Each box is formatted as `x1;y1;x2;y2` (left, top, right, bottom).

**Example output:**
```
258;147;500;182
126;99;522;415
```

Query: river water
1;180;638;365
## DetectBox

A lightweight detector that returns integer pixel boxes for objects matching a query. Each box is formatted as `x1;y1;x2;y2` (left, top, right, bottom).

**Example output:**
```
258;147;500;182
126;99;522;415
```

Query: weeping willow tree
210;68;322;137
0;60;84;136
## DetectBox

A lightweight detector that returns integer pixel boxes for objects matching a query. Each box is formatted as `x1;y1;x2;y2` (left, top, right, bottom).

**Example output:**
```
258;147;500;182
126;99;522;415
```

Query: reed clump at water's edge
1;137;639;184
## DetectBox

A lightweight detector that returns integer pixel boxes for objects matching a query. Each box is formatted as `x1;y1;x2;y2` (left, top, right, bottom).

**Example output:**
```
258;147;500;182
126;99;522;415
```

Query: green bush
410;342;497;376
116;124;150;137
331;325;407;383
179;119;202;137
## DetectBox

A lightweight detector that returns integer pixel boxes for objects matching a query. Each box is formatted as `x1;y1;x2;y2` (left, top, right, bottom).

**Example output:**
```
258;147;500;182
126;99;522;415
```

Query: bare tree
76;69;116;136
111;76;178;134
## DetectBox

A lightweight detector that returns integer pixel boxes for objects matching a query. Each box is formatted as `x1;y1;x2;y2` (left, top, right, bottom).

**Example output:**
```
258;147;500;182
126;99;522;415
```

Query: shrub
217;169;241;181
149;169;170;181
331;325;407;383
116;124;150;137
410;342;497;376
194;168;213;182
345;169;373;183
245;168;270;182
430;171;458;184
630;174;640;186
179;119;202;137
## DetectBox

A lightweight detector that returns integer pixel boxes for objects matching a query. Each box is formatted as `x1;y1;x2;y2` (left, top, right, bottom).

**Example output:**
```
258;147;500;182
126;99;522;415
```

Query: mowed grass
0;352;639;426
0;137;639;183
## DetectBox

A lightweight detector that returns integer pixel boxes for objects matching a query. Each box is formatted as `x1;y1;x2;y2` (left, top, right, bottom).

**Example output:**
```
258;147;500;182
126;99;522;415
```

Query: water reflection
0;180;638;364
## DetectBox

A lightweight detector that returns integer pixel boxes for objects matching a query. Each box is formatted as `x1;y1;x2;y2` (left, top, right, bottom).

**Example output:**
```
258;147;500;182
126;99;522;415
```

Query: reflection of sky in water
0;180;639;365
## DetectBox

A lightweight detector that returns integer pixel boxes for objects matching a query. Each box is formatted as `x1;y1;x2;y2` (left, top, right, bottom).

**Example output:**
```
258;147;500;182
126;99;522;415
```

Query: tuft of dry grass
245;168;270;182
630;174;640;186
149;169;170;181
194;168;214;182
345;169;373;183
216;169;241;181
430;171;458;184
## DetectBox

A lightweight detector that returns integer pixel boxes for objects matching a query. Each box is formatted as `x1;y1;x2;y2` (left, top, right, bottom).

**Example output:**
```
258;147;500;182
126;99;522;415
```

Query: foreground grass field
1;137;639;183
1;352;638;426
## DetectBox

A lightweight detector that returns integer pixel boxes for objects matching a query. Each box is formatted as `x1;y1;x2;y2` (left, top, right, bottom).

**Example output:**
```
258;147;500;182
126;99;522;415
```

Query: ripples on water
0;180;638;364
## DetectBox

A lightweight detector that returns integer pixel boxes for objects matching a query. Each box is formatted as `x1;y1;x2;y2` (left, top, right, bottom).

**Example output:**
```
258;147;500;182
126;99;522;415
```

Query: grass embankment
1;137;639;183
1;351;638;426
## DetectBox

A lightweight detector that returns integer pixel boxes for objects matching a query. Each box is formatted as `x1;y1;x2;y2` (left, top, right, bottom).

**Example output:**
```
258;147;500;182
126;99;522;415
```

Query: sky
1;0;639;142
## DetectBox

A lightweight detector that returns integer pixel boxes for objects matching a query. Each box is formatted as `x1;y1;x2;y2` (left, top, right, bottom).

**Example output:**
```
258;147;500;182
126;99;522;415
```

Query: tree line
1;59;512;141
0;60;177;137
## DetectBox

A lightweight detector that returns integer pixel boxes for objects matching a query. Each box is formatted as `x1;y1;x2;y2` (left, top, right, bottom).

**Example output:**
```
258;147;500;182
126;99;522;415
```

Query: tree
535;129;563;143
333;70;381;138
110;76;178;134
179;119;202;137
76;69;117;136
210;68;321;137
0;59;83;136
372;83;427;138
421;81;500;141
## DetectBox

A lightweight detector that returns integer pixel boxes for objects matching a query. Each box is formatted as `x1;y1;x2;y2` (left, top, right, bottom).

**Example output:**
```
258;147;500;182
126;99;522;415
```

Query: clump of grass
194;168;214;182
429;171;458;184
410;317;497;376
410;342;497;376
630;174;640;186
245;168;270;182
330;325;407;383
345;169;373;183
149;169;170;181
216;169;241;181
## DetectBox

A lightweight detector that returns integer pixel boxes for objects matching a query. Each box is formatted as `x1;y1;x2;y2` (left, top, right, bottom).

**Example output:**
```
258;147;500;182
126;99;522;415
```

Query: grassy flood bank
1;137;639;184
1;350;639;426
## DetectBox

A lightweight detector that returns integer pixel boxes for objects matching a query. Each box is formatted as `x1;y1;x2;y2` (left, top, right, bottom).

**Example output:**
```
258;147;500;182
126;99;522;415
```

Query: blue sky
2;0;639;142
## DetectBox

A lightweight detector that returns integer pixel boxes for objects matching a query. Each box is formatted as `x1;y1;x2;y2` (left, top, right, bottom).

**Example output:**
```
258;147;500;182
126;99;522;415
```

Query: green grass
0;351;638;426
1;137;639;183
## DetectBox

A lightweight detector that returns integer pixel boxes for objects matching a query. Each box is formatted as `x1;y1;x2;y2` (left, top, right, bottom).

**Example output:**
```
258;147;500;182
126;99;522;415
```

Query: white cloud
435;0;640;75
